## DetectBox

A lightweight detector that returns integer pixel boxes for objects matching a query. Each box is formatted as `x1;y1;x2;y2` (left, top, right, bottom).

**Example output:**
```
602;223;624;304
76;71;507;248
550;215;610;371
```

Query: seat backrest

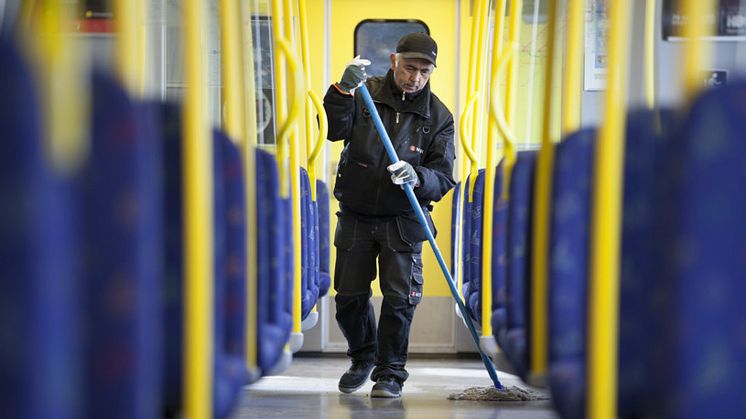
316;180;331;297
0;36;81;419
82;70;162;419
653;85;746;419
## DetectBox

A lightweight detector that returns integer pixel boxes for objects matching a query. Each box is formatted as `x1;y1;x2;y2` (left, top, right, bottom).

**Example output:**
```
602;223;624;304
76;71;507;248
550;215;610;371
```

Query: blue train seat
219;133;247;360
653;85;746;419
501;151;538;378
462;169;485;323
316;180;331;297
158;105;249;416
212;130;247;418
449;182;462;284
0;36;81;419
549;111;676;418
547;127;596;418
300;168;320;320
460;177;472;312
490;161;508;340
82;70;162;419
255;149;292;373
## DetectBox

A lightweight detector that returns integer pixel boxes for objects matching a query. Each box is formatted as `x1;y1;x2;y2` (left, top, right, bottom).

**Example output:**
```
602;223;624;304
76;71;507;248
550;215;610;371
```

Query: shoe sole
370;389;401;398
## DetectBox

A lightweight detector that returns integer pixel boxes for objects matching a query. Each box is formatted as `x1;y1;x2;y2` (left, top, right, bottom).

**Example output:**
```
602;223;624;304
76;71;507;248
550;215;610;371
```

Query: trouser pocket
408;254;424;305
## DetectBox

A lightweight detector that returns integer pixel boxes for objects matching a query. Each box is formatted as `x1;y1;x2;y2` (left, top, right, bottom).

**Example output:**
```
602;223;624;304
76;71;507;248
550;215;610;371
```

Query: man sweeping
323;32;455;398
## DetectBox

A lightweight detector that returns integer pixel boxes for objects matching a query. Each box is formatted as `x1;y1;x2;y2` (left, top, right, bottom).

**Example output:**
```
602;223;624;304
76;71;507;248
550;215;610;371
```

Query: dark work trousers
333;211;425;385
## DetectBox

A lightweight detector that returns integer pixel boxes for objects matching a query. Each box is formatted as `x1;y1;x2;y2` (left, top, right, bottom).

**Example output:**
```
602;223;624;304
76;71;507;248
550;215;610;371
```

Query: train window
354;19;429;78
250;15;277;146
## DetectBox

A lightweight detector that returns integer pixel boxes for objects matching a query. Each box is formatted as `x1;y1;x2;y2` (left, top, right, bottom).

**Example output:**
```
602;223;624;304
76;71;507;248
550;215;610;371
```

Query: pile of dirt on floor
447;386;549;401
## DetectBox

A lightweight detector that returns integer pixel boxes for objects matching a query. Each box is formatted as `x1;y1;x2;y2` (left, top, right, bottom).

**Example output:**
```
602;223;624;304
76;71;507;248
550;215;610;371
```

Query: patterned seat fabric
316;180;331;297
547;128;596;419
502;151;538;378
300;168;320;319
450;182;462;284
654;85;746;419
550;110;676;419
464;169;485;323
255;149;292;373
0;36;81;419
490;162;508;352
212;130;247;418
82;70;163;419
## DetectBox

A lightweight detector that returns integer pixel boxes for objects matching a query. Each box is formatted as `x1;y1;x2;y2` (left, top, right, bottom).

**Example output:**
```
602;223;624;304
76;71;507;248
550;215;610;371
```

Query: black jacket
323;70;456;218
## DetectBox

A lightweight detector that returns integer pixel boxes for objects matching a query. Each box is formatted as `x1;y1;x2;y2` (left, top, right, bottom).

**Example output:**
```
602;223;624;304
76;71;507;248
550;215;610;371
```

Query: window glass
354;20;429;78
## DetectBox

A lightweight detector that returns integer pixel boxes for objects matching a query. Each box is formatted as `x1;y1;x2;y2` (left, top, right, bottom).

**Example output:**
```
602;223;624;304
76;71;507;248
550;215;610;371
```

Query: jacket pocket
395;209;437;247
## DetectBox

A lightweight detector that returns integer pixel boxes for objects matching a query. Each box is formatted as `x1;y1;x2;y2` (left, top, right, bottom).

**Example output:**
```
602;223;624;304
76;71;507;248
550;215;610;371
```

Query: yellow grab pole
271;0;288;194
682;0;716;103
220;0;245;142
241;7;260;375
182;0;213;416
468;0;489;199
114;0;140;94
563;0;584;135
500;0;523;200
480;0;508;341
588;1;630;418
644;0;657;109
530;0;560;383
307;89;329;197
281;0;305;341
30;0;88;174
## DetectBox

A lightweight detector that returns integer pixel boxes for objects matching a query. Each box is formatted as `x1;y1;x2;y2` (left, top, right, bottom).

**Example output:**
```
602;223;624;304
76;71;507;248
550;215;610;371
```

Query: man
323;32;455;398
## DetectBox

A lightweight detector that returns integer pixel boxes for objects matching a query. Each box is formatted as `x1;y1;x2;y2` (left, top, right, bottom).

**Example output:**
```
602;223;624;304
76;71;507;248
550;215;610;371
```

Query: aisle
230;356;559;418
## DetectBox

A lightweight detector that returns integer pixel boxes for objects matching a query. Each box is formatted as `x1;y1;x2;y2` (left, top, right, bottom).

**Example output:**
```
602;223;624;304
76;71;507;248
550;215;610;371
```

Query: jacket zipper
396;113;400;124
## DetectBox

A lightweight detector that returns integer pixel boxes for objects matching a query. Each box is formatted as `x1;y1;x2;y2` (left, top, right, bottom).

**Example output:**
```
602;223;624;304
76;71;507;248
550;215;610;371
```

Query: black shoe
370;377;402;398
338;360;374;393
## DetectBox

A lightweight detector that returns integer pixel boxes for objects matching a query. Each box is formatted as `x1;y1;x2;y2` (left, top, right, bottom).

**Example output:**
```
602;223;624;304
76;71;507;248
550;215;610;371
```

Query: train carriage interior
2;0;746;418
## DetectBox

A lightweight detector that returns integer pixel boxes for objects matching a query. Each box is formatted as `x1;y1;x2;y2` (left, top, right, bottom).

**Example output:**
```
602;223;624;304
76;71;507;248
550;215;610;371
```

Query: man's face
389;54;435;94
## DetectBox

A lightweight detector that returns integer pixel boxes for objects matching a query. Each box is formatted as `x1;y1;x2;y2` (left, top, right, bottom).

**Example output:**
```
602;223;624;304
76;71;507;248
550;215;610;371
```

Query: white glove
338;55;371;93
387;161;419;187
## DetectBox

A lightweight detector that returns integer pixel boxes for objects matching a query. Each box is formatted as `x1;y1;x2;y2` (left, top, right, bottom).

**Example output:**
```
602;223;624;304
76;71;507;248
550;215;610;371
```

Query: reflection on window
251;16;276;146
354;20;429;78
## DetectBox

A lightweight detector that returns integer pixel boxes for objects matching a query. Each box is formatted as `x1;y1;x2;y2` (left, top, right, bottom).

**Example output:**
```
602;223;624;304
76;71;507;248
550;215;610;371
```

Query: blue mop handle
358;84;503;390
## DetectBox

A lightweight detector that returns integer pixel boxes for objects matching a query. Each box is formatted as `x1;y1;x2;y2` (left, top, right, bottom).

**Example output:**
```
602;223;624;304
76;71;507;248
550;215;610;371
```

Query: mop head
447;385;549;401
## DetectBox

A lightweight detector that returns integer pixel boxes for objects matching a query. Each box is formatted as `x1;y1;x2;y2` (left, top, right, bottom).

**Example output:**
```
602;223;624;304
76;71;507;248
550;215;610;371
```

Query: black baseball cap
396;32;438;67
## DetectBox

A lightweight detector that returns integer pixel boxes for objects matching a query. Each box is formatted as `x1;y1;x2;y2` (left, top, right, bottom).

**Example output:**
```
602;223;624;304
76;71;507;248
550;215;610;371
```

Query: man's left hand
387;161;420;187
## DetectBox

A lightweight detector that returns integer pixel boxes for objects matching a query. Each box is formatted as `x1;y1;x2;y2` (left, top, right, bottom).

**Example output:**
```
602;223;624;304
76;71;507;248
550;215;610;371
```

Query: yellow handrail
114;0;141;95
241;5;260;376
480;0;508;339
530;0;561;383
307;89;329;196
220;0;245;143
29;0;88;174
563;0;584;135
588;1;630;418
467;0;490;199
644;0;657;109
299;0;313;160
182;0;213;416
458;94;480;166
271;0;289;195
501;0;523;200
274;39;303;153
682;0;716;103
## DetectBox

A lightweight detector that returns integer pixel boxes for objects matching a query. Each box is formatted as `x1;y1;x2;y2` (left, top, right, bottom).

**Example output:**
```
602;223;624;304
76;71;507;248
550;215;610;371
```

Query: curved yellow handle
458;93;480;166
489;42;519;200
307;89;328;166
489;42;519;147
275;38;304;147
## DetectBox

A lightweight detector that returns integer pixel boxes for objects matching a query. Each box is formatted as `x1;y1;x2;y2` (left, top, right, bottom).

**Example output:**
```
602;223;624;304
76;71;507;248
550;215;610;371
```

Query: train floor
230;355;560;418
